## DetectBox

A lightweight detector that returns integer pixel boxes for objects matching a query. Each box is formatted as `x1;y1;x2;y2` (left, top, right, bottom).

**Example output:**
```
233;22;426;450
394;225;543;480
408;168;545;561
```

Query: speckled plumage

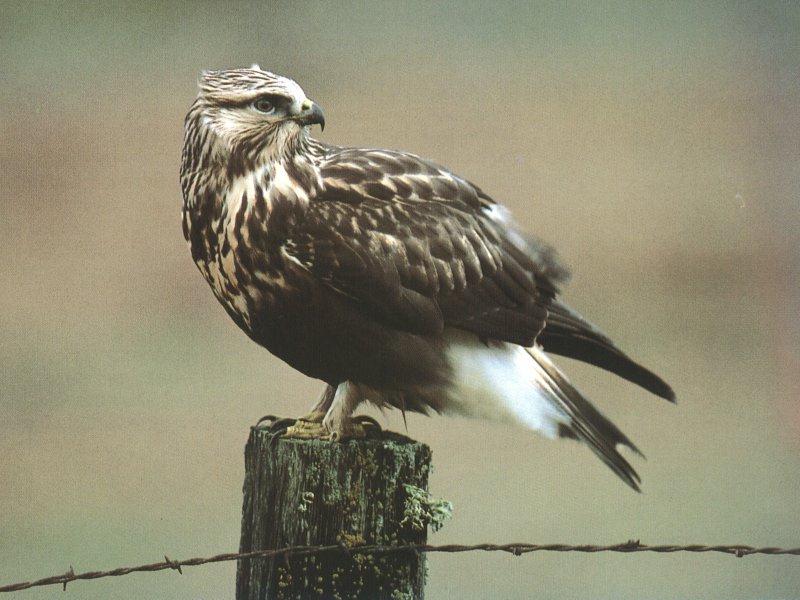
180;67;674;489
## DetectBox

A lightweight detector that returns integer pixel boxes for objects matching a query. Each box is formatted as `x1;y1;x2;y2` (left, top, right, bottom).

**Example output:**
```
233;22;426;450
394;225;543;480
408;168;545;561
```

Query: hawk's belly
244;270;452;391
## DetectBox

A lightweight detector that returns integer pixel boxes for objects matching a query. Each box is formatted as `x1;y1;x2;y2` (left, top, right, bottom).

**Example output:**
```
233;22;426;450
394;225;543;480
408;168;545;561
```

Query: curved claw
255;414;280;428
268;417;297;431
351;415;382;429
351;415;383;438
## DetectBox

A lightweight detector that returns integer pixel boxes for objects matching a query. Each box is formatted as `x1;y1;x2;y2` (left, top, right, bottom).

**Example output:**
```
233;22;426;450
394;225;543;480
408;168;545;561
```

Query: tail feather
528;346;642;491
539;301;676;403
442;329;645;490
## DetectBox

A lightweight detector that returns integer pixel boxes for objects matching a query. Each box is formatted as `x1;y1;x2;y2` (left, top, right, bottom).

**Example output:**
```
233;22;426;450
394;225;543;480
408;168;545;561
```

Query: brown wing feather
284;148;568;345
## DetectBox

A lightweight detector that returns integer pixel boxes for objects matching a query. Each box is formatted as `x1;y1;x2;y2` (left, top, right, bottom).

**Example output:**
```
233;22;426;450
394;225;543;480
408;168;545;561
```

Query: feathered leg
284;382;369;440
323;381;367;441
307;384;336;420
283;385;336;438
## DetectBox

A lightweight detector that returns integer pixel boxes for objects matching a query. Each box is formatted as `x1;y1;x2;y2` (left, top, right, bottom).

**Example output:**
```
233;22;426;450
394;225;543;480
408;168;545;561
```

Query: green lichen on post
236;428;432;599
401;484;453;533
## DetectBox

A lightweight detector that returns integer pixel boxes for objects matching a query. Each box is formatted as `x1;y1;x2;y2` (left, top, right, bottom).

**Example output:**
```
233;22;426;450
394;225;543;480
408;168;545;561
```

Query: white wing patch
483;203;530;256
442;329;568;438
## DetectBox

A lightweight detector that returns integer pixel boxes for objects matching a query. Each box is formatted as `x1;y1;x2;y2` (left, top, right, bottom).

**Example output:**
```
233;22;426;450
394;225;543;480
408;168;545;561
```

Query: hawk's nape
180;66;674;490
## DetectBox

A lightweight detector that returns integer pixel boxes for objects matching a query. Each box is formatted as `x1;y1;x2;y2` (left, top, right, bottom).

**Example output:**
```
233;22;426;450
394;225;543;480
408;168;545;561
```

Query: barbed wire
2;540;798;593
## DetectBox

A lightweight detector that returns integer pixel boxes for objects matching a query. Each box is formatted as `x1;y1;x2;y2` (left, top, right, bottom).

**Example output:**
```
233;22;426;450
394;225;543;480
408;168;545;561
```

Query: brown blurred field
1;2;799;598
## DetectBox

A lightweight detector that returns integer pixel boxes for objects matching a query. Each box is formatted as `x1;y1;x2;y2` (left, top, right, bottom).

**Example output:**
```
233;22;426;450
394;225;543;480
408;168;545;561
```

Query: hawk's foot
255;414;295;432
324;414;383;441
255;412;383;441
254;412;324;436
325;419;366;442
284;410;328;439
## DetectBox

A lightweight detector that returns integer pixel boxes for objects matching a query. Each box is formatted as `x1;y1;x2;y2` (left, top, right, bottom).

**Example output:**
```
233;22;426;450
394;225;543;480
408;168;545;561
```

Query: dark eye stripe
250;93;291;109
216;93;292;110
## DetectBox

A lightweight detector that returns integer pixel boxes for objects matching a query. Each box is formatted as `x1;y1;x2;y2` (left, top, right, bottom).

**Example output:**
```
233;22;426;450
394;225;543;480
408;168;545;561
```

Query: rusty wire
2;540;799;593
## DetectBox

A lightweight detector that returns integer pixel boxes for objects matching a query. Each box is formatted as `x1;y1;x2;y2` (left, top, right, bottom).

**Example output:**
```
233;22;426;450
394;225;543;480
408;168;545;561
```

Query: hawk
180;66;674;490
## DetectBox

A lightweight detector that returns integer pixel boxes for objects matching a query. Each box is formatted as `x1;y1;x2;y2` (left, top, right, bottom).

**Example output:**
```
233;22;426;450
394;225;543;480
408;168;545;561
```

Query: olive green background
2;1;799;598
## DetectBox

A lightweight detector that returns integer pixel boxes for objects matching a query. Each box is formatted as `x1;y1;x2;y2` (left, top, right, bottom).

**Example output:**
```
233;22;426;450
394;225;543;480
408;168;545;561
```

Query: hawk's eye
253;98;275;114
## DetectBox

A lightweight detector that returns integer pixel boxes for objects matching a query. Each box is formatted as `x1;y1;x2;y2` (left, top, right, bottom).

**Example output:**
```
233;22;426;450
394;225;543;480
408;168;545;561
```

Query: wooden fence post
236;426;432;599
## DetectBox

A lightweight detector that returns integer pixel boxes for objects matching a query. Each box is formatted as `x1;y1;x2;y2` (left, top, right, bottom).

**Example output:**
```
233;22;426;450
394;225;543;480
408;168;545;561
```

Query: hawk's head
190;65;324;162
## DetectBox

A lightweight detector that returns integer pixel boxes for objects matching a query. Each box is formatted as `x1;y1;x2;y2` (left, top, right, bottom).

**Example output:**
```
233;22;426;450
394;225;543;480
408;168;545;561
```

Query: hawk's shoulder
316;147;489;211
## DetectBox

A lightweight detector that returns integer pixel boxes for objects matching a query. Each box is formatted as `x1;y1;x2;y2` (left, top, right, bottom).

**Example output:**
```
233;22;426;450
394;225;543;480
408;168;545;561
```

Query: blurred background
1;1;798;598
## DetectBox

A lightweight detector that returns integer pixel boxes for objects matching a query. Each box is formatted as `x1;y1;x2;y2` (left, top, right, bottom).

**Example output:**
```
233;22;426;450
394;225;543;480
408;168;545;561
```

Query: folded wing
284;148;568;346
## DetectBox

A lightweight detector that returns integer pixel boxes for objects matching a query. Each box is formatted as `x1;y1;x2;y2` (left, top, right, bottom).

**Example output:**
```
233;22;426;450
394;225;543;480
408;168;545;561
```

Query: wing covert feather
284;148;568;345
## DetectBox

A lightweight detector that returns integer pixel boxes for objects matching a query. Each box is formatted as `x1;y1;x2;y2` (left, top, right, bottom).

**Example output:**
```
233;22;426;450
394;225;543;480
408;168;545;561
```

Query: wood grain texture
236;428;431;599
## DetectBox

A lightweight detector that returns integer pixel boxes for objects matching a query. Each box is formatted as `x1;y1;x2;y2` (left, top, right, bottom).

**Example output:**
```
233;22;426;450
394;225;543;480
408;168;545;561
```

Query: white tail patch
442;330;568;438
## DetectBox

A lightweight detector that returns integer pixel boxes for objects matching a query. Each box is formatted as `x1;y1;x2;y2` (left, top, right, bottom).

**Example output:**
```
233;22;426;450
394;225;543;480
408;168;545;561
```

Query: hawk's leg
309;384;336;416
277;383;379;440
283;385;336;439
322;381;367;441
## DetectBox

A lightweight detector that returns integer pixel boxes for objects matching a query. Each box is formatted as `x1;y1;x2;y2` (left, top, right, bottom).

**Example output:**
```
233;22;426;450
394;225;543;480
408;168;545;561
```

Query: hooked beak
293;99;325;131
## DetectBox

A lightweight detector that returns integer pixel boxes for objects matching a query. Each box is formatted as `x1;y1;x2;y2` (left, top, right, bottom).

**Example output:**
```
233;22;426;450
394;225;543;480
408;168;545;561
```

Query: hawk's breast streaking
180;66;674;490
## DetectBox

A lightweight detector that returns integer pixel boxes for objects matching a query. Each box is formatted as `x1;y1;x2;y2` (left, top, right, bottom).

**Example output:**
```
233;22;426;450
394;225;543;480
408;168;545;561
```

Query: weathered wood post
236;426;433;599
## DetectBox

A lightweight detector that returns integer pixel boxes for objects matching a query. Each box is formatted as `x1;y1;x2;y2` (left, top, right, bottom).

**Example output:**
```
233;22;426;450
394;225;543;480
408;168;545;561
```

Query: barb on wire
1;540;798;593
